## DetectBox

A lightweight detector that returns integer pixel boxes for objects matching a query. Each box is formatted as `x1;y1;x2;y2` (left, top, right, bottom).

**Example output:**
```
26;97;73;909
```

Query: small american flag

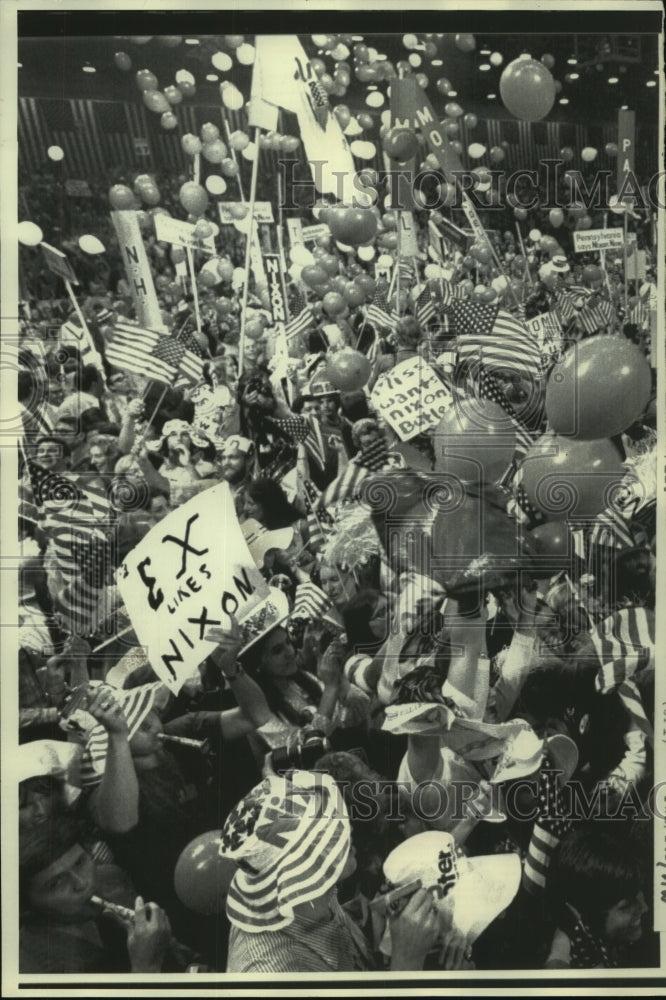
629;299;650;330
301;478;334;550
286;287;315;339
105;321;203;385
522;772;572;894
273;414;325;471
415;285;437;328
291;581;332;622
576;298;614;336
553;289;577;326
366;283;398;332
590;606;654;744
449;299;544;382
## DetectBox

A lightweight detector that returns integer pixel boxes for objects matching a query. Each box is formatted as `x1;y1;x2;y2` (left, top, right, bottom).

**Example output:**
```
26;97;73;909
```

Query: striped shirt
226;895;374;973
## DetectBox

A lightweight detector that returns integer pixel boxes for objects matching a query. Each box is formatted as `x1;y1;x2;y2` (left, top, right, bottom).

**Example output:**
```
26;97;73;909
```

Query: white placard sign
371;357;453;440
154;213;216;255
572;229;625;253
115;483;270;694
524;311;563;357
301;223;330;243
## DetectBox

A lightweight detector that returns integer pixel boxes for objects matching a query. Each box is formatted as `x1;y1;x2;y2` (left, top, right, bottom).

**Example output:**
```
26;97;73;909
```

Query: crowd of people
14;82;659;978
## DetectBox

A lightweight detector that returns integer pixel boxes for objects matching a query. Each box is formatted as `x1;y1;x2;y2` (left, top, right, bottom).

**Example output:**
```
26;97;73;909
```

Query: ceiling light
568;72;579;80
448;90;457;97
620;104;629;110
487;93;496;99
480;48;491;55
431;59;443;66
608;77;618;84
479;63;491;71
646;79;656;87
185;38;200;45
567;56;577;65
17;61;22;68
206;73;219;81
559;97;569;104
83;65;96;73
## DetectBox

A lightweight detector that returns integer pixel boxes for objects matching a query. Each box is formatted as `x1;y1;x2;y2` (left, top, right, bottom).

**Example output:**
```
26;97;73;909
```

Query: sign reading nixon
115;482;270;694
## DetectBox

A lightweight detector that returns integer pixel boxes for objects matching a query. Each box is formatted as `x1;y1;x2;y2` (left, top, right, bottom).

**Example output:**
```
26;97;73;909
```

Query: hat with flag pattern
219;770;351;932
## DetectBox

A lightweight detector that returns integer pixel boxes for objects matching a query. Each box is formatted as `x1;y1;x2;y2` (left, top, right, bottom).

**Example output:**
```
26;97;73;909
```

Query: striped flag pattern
59;320;105;376
301;478;334;550
590;607;654;744
319;438;390;509
629;300;650;330
366;283;398;332
576;298;614;335
447;299;544;381
285;288;316;339
105;321;203;384
522;772;572;894
23;97;106;177
291;581;332;622
272;414;325;471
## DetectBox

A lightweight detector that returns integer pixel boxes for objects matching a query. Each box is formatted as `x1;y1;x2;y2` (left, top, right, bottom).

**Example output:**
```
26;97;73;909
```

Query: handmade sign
301;223;329;243
110;210;164;332
572;229;624;253
115;483;270;694
371;357;452;440
524;311;563;357
154;214;216;254
41;242;78;284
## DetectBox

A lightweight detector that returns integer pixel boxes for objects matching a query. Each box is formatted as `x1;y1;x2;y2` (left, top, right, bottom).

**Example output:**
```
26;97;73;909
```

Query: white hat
381;831;521;949
242;519;295;569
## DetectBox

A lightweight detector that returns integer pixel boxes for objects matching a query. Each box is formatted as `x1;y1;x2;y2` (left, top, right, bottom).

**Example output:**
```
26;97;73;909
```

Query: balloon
228;130;249;152
202;139;228;163
499;55;556;121
211;51;233;71
521;432;624;519
605;142;618;157
236;43;256;65
290;244;316;267
560;146;574;162
529;521;570;565
47;145;64;161
468;142;487;159
158;35;182;48
220;83;244;111
436;77;452;95
344;282;366;306
301;264;328;287
490;52;503;67
455;34;476;53
357;244;376;262
135;69;158;92
108;184;135;210
366;91;385;108
445;102;463;118
174;832;236;915
545;336;652;441
322;292;347;316
356;274;376;298
203;174;226;197
433;398;517;484
179;181;208;216
582;264;603;285
581;146;598;162
17;220;43;246
217;259;234;283
357;112;373;130
225;35;244;49
383;127;418;161
181;133;202;156
164;85;183;105
143;90;170;114
321;254;339;276
324;348;371;391
130;36;152;45
114;51;132;71
326;205;377;247
464;113;478;129
541;53;555;69
549;207;564;227
200;122;220;143
489;145;505;164
160;111;178;130
514;206;528;221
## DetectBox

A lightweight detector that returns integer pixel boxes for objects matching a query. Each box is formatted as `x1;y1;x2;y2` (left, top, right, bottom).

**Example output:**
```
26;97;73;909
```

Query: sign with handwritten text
371;358;452;440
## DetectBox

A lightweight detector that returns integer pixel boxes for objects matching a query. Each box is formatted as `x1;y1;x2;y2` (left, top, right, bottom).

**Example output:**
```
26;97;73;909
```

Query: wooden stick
514;222;533;286
64;279;105;379
276;168;291;323
221;112;246;203
91;624;134;654
186;246;202;337
238;126;261;377
193;153;201;186
623;208;629;320
133;382;170;451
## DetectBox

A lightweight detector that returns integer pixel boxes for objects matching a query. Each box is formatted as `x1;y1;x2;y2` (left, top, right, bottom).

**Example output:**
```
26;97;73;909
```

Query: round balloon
455;34;476;53
174;832;236;915
324;348;371;391
545;336;652;441
521;432;624;519
47;145;64;162
433;397;517;484
109;184;135;210
17;220;43;246
499;56;556;120
326;205;377;247
179;182;208;216
114;52;132;71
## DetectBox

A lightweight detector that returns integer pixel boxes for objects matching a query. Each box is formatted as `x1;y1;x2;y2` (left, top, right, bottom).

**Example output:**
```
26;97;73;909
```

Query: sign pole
238;126;262;376
186;246;203;337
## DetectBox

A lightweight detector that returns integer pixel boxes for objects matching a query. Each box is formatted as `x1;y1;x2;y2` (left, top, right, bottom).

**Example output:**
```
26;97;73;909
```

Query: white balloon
211;51;232;71
47;145;64;162
175;69;195;85
380;109;392;128
205;175;227;195
236;43;255;65
336;241;353;253
290;244;315;266
354;187;377;208
233;215;252;234
490;52;503;66
17;220;43;246
408;53;422;68
350;139;376;160
366;91;385;108
468;143;487;159
529;229;542;242
220;83;244;110
344;119;363;137
424;263;443;280
332;43;350;60
78;234;105;254
357;245;376;261
241;141;257;161
377;254;394;267
232;267;246;288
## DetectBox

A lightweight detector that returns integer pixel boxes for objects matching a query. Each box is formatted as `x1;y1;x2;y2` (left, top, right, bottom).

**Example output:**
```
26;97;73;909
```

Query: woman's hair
549;824;643;932
246;478;302;530
341;589;385;653
239;626;322;727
